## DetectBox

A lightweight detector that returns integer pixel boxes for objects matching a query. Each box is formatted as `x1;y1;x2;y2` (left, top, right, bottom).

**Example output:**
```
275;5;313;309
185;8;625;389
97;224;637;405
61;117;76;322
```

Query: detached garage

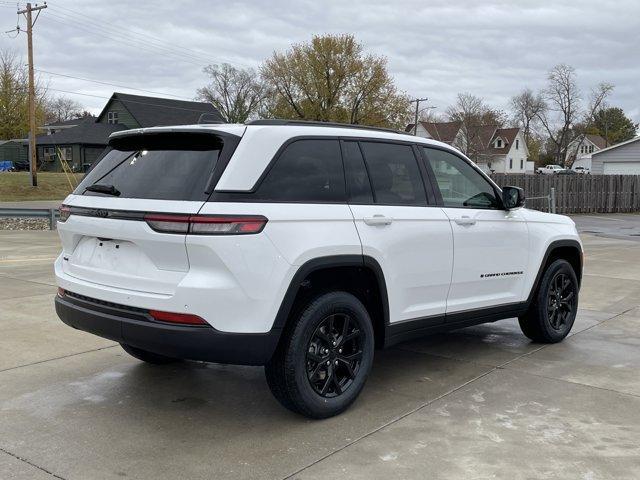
591;136;640;174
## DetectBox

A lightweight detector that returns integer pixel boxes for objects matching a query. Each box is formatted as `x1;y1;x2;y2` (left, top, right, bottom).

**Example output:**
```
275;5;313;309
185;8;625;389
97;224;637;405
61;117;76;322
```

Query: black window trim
210;135;439;206
420;144;506;210
351;138;434;207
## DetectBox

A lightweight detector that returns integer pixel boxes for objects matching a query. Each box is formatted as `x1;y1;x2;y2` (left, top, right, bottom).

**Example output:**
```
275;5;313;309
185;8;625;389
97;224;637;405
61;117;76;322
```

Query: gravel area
0;217;51;230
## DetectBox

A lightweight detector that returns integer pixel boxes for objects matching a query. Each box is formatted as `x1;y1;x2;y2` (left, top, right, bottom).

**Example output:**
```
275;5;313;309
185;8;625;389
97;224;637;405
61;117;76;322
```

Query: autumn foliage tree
260;34;411;129
0;50;49;140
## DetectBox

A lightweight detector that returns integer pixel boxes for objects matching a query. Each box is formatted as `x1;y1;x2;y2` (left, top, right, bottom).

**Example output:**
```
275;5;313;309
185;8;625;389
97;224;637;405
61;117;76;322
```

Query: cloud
4;0;638;122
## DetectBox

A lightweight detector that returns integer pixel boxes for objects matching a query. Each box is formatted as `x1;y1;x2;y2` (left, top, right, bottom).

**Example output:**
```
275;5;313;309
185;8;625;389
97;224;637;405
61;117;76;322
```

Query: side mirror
502;186;525;210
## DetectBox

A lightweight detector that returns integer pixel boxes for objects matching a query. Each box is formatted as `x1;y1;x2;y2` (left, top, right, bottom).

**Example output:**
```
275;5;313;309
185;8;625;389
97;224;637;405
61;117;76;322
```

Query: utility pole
410;97;429;136
18;2;47;187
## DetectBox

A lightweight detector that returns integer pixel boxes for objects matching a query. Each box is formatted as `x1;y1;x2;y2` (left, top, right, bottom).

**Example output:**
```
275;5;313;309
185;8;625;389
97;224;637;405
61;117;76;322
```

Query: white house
406;121;529;173
565;134;607;170
591;136;640;174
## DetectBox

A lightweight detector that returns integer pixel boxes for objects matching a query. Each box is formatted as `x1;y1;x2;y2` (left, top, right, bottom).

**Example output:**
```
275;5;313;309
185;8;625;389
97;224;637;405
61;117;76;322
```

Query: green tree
588;107;638;146
261;34;411;130
0;50;49;140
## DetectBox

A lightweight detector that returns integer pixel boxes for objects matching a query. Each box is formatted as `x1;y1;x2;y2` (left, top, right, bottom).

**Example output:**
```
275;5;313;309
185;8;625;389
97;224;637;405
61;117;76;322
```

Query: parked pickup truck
537;164;565;174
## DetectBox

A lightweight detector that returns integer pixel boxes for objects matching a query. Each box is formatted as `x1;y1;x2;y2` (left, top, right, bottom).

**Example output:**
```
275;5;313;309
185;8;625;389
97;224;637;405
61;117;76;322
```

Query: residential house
590;136;640;174
406;121;529;173
565;134;607;171
36;92;224;172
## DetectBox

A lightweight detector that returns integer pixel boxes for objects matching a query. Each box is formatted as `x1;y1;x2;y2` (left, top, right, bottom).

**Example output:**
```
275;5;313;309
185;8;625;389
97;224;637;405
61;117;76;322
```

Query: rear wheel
519;259;578;343
265;291;374;419
120;343;179;364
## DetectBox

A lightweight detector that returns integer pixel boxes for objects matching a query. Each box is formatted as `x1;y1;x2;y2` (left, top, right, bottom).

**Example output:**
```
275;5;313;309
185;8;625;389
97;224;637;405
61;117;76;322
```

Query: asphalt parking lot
1;214;640;480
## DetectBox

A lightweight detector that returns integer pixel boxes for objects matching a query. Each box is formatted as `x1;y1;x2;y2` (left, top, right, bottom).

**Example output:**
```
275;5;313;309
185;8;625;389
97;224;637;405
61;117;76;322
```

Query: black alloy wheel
306;313;364;398
265;291;374;419
518;258;579;343
546;272;577;331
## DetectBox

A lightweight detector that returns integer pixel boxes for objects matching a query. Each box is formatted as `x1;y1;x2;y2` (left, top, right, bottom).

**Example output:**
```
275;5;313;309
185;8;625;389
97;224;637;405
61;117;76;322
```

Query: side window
423;147;501;209
256;139;345;202
360;142;427;206
342;141;373;204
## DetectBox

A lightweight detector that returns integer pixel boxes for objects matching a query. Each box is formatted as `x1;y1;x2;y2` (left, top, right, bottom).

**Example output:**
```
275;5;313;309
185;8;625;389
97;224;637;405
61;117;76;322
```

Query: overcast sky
1;0;639;123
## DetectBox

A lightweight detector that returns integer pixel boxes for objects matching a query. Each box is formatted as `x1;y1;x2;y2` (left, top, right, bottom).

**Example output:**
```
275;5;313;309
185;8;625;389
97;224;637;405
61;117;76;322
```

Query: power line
43;6;256;72
47;2;226;67
42;13;209;69
35;69;194;100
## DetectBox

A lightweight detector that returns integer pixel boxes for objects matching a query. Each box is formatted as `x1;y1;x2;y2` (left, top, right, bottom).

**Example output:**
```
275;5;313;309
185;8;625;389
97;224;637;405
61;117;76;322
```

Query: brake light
149;310;208;325
58;205;71;222
144;214;267;235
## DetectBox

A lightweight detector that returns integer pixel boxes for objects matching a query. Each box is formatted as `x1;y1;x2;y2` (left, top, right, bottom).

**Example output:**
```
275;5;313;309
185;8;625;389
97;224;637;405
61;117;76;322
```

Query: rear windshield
74;133;223;201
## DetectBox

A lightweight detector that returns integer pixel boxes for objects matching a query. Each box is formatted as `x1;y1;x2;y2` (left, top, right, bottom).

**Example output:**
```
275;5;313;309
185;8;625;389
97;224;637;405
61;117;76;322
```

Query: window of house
59;146;72;163
359;142;426;206
424;147;500;209
589;145;594;153
520;159;524;169
495;138;503;148
509;158;513;169
107;111;119;124
256;139;345;202
516;139;519;150
43;147;56;162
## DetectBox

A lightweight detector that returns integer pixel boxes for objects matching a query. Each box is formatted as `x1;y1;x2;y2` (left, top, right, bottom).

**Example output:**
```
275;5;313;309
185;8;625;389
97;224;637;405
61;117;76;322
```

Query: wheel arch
526;239;583;305
272;255;389;348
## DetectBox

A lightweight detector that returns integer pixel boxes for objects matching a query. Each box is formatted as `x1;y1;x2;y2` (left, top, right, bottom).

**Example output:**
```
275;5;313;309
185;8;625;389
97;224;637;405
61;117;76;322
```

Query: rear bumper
55;293;281;366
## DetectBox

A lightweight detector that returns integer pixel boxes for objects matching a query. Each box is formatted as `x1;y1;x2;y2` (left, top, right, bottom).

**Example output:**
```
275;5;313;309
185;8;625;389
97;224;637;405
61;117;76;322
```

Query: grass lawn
0;172;84;201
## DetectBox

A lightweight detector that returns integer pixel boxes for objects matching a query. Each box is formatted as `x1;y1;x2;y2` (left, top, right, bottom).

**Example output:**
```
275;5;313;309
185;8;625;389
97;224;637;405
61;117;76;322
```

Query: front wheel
265;291;375;419
519;259;579;343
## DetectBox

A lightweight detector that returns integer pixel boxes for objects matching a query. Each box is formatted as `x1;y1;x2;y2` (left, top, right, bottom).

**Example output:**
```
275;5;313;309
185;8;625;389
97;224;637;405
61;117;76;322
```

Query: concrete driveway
1;215;639;479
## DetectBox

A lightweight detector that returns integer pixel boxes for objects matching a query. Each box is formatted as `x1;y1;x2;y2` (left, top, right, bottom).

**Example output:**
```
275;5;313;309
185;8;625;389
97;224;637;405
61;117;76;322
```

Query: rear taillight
57;287;66;297
149;310;208;325
144;214;267;235
58;205;71;223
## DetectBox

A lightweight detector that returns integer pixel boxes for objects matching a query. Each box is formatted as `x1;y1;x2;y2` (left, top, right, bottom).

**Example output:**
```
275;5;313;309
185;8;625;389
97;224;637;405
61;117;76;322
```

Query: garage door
603;162;640;175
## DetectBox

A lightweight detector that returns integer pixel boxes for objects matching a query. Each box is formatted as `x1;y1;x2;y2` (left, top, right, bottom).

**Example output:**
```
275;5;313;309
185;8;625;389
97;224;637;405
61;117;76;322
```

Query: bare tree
446;93;504;161
565;82;614;166
536;64;583;165
197;63;266;123
510;88;545;143
47;96;84;123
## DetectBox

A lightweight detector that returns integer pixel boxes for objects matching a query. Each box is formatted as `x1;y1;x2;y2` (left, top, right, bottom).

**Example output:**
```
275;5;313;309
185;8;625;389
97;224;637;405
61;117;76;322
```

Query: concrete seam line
499;367;640;400
0;446;67;479
0;345;118;374
281;367;499;480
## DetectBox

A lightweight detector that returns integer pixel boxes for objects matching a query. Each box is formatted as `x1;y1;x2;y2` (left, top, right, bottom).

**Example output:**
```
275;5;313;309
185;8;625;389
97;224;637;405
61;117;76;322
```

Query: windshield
74;132;223;201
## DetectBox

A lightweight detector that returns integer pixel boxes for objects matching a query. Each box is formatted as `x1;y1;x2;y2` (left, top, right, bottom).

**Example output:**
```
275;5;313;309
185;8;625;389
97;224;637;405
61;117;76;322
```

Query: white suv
55;120;582;418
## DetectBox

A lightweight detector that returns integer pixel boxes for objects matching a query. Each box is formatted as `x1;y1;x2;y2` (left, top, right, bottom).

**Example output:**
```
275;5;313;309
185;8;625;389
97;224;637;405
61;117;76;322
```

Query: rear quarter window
254;139;345;202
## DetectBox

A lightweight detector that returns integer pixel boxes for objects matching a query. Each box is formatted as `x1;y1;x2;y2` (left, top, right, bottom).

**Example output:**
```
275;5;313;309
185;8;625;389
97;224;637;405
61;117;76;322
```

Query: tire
120;343;179;365
519;259;579;343
265;291;375;419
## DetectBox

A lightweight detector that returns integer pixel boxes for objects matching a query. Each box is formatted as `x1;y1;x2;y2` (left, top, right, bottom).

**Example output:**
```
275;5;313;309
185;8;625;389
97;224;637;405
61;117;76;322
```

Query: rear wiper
85;184;121;196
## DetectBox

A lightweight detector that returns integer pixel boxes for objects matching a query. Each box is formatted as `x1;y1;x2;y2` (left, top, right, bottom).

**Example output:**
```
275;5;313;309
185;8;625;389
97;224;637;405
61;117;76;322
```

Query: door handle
454;216;476;226
363;215;393;226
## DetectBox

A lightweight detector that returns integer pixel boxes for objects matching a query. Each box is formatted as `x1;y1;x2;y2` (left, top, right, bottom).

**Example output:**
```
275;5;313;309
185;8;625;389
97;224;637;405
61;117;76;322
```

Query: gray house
591;136;640;174
36;92;224;172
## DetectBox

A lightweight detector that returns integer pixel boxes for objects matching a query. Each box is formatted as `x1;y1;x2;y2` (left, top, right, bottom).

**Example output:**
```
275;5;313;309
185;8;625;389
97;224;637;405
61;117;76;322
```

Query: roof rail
246;119;402;134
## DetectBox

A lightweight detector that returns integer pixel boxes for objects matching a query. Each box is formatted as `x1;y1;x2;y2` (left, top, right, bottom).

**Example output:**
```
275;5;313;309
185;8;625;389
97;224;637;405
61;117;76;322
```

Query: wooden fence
490;174;640;214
